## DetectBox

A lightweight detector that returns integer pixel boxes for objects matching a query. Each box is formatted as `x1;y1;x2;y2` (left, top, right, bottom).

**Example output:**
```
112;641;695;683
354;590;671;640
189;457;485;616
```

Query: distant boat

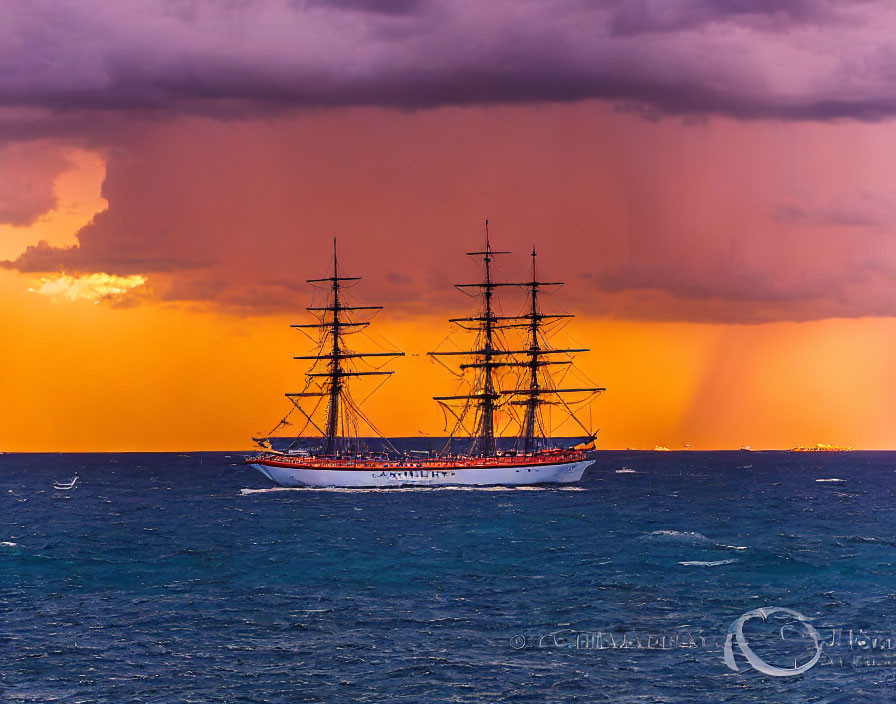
53;476;78;490
789;444;853;453
740;445;753;451
653;445;671;452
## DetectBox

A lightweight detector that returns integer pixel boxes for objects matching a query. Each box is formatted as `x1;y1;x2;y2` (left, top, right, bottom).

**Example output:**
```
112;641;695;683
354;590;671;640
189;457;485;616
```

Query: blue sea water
2;450;896;703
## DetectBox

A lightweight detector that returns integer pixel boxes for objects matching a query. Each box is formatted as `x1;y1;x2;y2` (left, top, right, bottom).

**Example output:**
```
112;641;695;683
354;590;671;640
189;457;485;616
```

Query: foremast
289;240;403;456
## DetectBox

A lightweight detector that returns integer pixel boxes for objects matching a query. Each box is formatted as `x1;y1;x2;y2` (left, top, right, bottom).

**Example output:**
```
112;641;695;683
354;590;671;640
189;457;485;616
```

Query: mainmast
429;221;515;456
289;239;403;456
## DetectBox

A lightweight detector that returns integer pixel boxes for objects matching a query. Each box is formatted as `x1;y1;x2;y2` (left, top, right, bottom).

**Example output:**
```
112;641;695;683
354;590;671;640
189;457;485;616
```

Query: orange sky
3;107;896;451
2;169;896;452
3;276;896;451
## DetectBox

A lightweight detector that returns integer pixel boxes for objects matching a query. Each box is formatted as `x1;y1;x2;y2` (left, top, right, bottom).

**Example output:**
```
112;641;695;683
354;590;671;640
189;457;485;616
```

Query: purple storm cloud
1;0;895;121
3;1;896;324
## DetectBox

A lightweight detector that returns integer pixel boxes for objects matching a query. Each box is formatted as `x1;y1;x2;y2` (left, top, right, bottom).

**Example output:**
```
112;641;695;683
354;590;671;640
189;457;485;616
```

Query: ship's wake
240;485;586;495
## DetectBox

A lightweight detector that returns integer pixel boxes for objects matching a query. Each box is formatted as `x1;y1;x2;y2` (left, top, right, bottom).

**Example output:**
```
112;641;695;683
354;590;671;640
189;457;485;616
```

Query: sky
2;0;896;450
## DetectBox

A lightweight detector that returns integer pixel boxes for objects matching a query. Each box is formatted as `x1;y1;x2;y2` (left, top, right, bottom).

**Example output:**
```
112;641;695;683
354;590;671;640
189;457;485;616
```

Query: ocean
1;450;895;703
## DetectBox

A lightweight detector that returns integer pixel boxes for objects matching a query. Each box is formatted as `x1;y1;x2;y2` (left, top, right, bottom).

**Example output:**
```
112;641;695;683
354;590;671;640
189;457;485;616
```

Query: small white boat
53;476;79;490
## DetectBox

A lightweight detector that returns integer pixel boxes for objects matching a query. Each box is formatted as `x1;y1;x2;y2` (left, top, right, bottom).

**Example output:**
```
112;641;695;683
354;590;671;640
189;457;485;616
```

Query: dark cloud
1;145;214;274
0;141;71;224
773;193;896;229
4;107;896;324
1;238;203;275
301;0;426;15
773;203;878;228
607;0;840;36
387;271;413;285
1;0;895;126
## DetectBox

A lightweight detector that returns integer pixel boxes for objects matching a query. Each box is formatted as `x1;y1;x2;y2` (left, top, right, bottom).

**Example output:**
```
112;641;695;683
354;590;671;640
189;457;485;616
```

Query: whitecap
649;530;713;544
1;541;18;547
648;530;747;551
842;535;879;543
679;559;738;567
816;478;845;483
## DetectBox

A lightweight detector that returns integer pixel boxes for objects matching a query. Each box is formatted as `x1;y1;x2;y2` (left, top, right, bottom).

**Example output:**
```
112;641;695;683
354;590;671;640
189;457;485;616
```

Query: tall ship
248;226;604;487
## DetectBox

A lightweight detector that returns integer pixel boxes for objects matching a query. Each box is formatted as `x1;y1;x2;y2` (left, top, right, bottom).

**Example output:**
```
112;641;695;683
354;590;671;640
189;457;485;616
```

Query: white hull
251;459;593;488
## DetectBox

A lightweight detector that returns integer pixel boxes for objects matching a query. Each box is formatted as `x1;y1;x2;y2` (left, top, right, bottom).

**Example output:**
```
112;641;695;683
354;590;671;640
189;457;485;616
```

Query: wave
1;541;18;547
839;535;896;548
240;485;586;495
616;468;637;474
648;530;747;551
649;530;713;544
679;559;738;567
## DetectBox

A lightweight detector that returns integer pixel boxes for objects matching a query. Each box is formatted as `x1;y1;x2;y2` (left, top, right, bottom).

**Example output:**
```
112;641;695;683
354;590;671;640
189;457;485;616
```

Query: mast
477;220;499;455
505;248;606;451
521;247;541;453
325;239;341;454
429;220;515;457
289;238;403;456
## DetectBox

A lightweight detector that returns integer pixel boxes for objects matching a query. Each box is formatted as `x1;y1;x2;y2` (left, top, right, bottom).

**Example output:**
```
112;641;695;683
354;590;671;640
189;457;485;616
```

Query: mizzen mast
504;247;605;452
